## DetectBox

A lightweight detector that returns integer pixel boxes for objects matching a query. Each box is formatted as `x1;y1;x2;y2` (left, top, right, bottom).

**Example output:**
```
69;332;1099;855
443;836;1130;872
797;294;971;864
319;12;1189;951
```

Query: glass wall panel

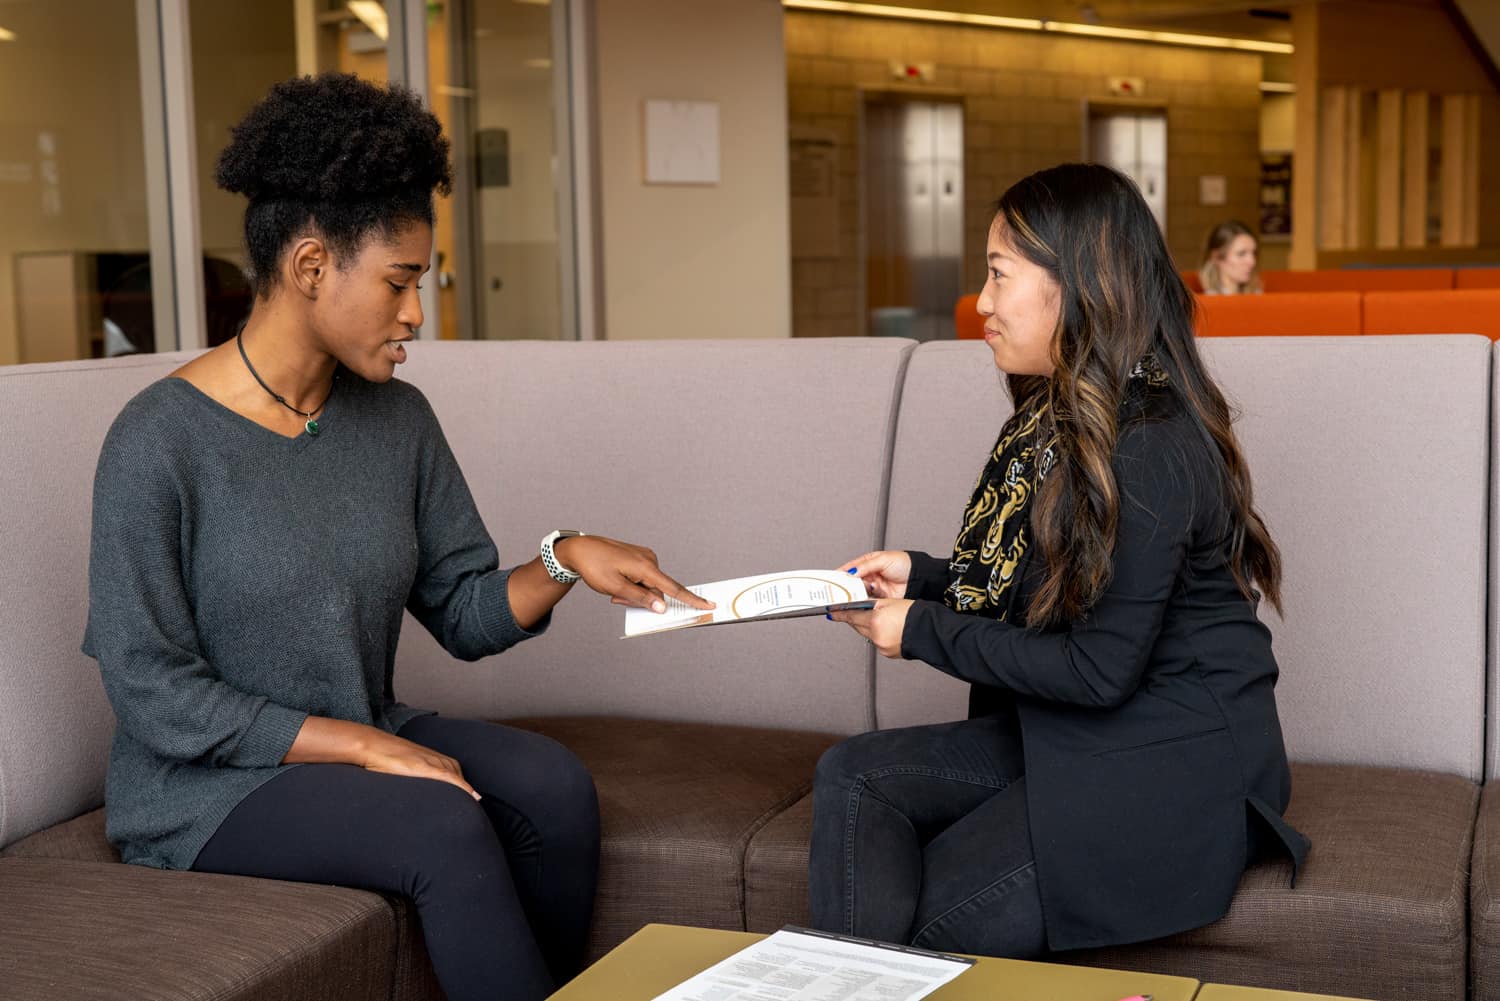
0;2;154;364
190;0;391;347
430;0;568;340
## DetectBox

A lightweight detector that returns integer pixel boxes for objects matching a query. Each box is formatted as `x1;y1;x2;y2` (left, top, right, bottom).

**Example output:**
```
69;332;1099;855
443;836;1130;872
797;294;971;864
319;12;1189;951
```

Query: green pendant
305;418;320;436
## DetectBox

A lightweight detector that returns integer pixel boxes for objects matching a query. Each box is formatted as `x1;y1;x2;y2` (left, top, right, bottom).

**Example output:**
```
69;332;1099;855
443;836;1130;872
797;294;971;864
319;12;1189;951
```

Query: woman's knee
910;861;1046;959
522;734;599;826
815;729;904;792
403;780;504;858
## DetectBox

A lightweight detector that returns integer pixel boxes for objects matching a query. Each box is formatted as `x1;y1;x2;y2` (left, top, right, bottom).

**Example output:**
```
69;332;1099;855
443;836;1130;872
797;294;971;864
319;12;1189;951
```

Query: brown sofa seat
505;716;841;959
0;857;398;1001
742;763;1476;1001
1469;783;1500;1001
744;792;814;933
4;717;845;991
1;806;119;863
2;807;445;1001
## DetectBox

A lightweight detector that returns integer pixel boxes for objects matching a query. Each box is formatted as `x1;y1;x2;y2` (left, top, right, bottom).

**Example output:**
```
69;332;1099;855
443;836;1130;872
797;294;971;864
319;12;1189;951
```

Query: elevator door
1087;107;1168;230
863;98;964;341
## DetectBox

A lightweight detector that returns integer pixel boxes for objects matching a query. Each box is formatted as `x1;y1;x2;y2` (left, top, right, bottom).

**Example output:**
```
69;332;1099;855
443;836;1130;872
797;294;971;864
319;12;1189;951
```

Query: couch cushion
742;764;1473;1001
1067;764;1474;1000
4;811;447;1001
1469;783;1500;1001
393;339;913;734
0;857;398;1001
0;807;118;862
0;353;198;850
388;897;445;1001
505;716;840;959
744;793;814;933
880;337;1491;784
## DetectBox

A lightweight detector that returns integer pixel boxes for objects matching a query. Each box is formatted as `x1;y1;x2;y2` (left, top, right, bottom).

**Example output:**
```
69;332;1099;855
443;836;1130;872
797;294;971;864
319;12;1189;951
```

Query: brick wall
786;12;1263;338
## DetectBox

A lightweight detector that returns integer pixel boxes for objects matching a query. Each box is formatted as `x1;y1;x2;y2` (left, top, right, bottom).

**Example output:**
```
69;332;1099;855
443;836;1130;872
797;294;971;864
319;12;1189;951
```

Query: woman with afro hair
82;74;710;1001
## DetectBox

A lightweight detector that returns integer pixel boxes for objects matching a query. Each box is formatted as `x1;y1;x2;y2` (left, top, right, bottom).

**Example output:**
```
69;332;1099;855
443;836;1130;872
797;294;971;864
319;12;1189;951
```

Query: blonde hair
1198;220;1262;294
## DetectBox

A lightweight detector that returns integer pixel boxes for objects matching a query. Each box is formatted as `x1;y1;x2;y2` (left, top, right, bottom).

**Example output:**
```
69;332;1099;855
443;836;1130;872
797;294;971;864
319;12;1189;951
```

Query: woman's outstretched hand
829;598;913;658
554;534;715;614
837;550;913;599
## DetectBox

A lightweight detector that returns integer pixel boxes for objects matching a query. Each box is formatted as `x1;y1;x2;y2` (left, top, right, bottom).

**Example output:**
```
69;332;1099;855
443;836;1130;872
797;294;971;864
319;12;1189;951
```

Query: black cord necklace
236;331;332;436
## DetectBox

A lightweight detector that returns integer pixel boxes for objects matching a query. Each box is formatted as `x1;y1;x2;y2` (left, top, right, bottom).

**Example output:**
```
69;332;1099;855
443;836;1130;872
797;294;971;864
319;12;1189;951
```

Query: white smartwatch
540;530;586;584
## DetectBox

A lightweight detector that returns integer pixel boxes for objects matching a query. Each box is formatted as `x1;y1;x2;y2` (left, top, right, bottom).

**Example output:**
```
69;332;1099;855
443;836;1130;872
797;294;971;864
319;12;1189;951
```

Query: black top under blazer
899;386;1310;952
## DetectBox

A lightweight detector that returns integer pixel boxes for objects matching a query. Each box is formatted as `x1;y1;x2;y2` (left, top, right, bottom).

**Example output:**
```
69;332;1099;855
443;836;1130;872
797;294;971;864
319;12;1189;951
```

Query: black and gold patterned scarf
943;356;1169;622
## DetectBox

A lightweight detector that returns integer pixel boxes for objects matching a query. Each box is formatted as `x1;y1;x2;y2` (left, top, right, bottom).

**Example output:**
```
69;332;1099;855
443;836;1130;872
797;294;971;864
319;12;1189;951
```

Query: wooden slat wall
1319;86;1350;251
1323;86;1481;253
1464;95;1482;246
1376;90;1403;248
1403;92;1430;248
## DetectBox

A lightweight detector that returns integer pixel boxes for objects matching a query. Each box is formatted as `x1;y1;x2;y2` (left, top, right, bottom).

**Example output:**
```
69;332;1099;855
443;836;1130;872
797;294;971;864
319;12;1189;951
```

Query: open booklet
648;926;974;1001
623;569;873;638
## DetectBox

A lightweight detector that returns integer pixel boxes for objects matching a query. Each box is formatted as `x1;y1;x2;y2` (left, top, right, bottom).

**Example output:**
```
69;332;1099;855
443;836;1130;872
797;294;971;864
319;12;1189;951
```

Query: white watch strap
541;530;584;584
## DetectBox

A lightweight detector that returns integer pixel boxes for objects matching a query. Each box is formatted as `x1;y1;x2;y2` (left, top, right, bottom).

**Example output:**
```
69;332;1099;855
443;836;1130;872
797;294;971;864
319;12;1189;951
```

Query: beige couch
0;335;1493;1000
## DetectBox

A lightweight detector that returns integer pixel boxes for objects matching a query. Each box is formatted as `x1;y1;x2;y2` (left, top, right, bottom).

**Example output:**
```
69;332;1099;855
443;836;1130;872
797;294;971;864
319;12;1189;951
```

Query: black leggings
193;716;600;1001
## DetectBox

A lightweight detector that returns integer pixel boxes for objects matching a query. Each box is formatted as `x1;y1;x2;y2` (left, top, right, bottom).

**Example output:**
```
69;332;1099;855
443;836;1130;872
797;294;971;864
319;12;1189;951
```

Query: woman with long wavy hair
817;163;1308;957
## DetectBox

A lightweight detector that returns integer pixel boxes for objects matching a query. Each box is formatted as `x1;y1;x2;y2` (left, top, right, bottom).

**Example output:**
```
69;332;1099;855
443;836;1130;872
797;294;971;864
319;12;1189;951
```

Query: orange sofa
1456;269;1500;290
1363;289;1500;339
1194;291;1363;337
952;281;1500;341
1261;268;1454;293
954;294;985;340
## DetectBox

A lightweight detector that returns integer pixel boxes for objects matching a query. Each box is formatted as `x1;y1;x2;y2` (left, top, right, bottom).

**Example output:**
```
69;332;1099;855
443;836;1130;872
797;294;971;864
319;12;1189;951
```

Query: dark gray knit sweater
83;371;540;870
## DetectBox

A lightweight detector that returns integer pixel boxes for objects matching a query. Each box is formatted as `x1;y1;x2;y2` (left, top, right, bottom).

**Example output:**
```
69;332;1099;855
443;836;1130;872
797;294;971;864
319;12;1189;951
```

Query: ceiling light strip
781;0;1293;55
346;1;389;42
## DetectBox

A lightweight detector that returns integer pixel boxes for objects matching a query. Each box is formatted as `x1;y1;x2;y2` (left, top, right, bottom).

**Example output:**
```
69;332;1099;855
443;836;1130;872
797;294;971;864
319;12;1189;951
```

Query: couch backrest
0;353;198;849
0;339;913;851
1262;268;1455;292
876;343;1012;726
1457;268;1500;290
3;333;1489;852
1487;344;1500;780
390;339;910;734
1194;291;1363;337
880;336;1490;781
1364;289;1500;340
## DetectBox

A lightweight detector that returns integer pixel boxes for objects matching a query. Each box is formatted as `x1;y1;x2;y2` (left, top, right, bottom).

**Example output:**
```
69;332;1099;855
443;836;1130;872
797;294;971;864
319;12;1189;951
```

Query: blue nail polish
825;613;833;620
847;567;859;574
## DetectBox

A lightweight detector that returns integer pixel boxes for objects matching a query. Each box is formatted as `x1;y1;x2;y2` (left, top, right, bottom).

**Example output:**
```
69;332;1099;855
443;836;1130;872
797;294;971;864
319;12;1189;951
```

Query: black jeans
808;714;1045;958
193;715;600;1001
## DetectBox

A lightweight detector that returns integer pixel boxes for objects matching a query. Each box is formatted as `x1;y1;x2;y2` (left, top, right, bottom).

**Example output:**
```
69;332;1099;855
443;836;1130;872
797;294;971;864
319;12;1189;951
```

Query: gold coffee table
1197;986;1375;1001
549;923;1200;1000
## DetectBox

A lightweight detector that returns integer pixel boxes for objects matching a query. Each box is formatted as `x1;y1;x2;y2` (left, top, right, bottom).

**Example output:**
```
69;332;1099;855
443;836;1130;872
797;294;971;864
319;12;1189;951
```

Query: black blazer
900;389;1309;952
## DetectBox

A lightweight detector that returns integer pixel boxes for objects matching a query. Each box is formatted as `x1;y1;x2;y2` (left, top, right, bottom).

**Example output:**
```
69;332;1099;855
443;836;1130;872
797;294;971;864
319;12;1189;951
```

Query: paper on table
648;926;974;1001
623;569;872;638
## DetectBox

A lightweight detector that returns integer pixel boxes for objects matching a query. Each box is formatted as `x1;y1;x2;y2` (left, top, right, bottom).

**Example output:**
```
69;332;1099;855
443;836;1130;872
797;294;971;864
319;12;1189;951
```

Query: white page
624;570;870;638
649;928;973;1001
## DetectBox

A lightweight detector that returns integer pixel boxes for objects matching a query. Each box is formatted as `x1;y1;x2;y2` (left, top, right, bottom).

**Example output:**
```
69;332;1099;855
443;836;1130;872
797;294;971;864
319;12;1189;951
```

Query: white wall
1261;92;1295;153
594;0;791;340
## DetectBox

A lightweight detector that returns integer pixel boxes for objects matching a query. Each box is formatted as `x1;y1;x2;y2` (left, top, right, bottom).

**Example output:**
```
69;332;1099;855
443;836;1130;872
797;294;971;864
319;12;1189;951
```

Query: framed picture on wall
1259;153;1292;240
